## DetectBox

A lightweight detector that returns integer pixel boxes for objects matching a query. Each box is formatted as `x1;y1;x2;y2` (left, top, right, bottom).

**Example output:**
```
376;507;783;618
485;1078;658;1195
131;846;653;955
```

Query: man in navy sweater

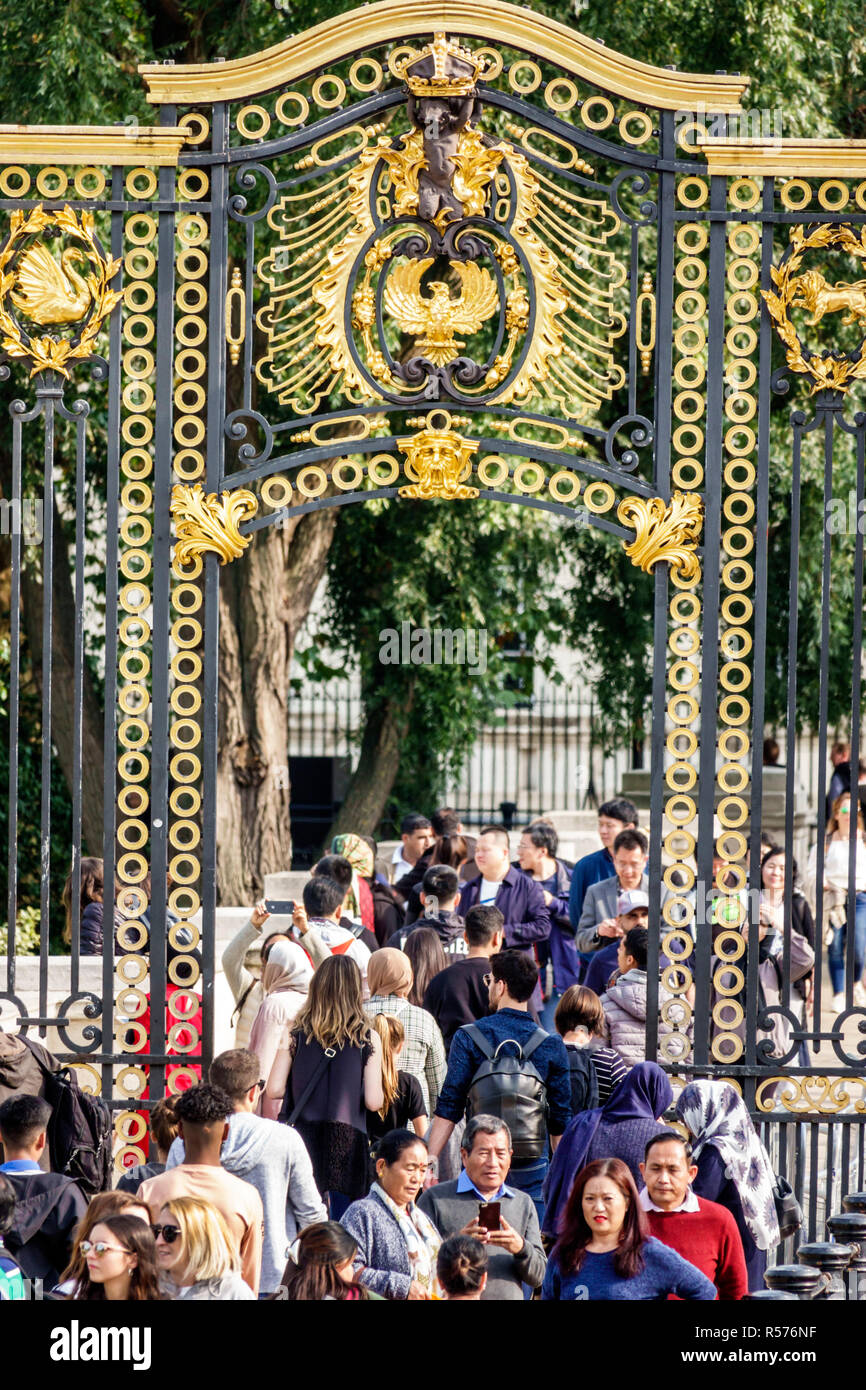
426;950;571;1223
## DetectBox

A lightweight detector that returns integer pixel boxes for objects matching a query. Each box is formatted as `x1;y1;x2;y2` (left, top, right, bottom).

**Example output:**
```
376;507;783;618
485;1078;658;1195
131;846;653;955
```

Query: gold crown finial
400;32;484;97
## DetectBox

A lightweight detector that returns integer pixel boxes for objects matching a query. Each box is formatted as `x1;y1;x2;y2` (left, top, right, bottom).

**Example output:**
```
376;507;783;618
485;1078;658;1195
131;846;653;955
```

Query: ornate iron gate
1;0;865;1223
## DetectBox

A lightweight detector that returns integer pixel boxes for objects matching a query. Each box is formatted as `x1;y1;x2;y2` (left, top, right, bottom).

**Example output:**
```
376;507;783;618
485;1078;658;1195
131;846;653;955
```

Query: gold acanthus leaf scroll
0;204;122;378
170;484;259;567
762;222;866;395
617;491;703;582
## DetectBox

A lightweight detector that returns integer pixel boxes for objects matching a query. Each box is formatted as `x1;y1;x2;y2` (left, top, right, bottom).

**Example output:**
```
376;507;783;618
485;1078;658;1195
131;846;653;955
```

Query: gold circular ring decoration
712;999;745;1030
177;214;208;247
508;60;542;94
312;74;346;108
717;795;748;828
677;177;709;208
544;79;578;113
670;592;700;624
547;470;581;503
513;462;546;494
178;111;210;145
0;166;29;196
236;104;271;139
676;257;708;288
672;459;703;489
720;626;753;659
170;786;202;817
666;762;697;790
349;58;384;91
177;168;209;201
332;460;364;491
719;762;750;793
367;455;399;486
582;481;615;513
261;475;293;507
780;179;811;210
35;166;68;197
818;179;849;210
666;729;698;759
619;111;654;145
170;753;201;784
667;692;699;725
676;224;708;254
728;178;761;210
581;96;615;130
75;168;108;200
275;91;310;126
675;120;709;151
296;466;328;498
666;794;696;825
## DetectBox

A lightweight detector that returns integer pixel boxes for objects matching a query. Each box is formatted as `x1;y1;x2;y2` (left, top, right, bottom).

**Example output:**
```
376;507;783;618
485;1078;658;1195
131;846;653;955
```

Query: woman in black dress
264;954;384;1219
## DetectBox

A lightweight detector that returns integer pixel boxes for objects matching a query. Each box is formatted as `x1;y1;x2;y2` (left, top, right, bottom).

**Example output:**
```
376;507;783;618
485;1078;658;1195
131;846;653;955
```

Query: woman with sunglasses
153;1196;254;1300
806;794;866;1011
55;1190;151;1297
71;1215;164;1301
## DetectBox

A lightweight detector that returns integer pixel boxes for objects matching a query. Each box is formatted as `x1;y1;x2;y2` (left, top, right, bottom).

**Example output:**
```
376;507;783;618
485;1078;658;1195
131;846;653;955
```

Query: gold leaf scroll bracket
170;483;258;566
617;490;703;582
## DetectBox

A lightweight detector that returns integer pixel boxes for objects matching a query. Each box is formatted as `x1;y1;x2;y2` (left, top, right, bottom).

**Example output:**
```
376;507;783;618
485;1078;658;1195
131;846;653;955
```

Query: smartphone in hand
264;900;295;915
478;1201;501;1232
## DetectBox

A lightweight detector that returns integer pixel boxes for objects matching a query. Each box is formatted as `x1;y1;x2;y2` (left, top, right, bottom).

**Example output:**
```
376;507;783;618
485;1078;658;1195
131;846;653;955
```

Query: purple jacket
458;867;551;1007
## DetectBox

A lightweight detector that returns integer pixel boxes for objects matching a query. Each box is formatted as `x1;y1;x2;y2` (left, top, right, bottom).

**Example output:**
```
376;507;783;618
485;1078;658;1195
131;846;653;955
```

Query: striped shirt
589;1045;630;1104
365;995;447;1115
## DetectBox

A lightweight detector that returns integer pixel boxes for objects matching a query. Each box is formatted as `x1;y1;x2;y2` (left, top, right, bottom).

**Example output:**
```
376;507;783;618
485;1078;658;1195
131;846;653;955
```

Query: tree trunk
328;678;415;838
0;464;106;857
216;507;336;904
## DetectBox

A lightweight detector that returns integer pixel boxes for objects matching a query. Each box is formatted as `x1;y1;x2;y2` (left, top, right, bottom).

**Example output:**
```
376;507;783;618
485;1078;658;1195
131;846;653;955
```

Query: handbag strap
281;1041;337;1126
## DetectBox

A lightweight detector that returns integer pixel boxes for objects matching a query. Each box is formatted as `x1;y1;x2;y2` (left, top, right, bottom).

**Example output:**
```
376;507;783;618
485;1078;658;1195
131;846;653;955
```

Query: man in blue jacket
458;824;550;1012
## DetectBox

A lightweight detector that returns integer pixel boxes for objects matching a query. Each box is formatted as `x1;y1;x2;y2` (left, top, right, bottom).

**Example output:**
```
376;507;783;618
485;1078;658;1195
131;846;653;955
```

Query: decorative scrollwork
0;204;122;378
170;483;259;566
617;491;703;581
762;222;866;394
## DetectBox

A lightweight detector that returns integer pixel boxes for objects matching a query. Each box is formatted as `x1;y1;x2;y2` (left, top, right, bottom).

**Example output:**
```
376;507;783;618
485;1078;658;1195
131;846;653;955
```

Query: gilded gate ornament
0;205;122;378
617;492;703;582
762;223;866;394
170;484;259;566
382;258;499;364
255;32;625;421
397;413;479;499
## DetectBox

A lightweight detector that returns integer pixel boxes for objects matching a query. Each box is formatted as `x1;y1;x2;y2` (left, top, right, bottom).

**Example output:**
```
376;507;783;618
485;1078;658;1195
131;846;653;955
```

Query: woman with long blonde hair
264;954;383;1217
367;1012;427;1150
153;1195;254;1300
806;792;866;1010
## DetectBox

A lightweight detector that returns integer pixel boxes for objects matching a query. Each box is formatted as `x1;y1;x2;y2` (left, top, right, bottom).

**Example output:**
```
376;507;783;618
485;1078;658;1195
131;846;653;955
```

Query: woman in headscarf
248;938;314;1088
675;1080;779;1291
365;948;447;1116
542;1062;673;1238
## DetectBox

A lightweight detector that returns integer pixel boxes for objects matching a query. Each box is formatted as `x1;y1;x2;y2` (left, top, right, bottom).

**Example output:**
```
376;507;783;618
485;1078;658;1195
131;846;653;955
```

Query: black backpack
21;1039;113;1197
462;1024;549;1164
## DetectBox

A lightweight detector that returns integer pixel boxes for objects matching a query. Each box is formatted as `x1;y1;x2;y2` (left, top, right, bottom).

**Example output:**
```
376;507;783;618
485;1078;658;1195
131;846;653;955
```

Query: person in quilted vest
601;928;691;1066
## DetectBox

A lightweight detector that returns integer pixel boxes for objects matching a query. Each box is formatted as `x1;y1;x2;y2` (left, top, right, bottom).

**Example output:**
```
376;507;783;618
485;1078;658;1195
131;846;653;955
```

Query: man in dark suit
458;824;550;1012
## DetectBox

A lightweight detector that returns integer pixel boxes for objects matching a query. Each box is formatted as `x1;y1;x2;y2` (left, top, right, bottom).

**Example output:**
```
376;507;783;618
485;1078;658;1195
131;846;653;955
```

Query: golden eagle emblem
382;257;498;365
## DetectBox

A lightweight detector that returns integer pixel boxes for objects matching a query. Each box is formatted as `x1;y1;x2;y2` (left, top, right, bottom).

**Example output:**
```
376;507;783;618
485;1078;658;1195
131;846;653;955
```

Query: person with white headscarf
675;1080;780;1292
248;939;314;1088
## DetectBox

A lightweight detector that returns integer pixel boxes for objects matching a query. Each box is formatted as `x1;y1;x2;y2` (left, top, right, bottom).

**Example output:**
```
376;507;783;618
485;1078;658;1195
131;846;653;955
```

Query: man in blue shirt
426;950;572;1224
568;797;639;931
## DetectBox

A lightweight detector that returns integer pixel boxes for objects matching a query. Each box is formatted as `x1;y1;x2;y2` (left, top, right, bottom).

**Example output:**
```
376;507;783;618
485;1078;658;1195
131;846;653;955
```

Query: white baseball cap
617;888;649;916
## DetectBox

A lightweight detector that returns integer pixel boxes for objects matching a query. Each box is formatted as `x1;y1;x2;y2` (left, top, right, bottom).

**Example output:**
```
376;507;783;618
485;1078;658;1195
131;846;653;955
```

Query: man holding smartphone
418;1115;546;1300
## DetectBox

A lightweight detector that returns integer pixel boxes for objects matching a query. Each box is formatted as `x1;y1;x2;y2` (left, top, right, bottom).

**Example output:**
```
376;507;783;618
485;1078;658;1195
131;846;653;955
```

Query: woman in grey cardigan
340;1130;442;1299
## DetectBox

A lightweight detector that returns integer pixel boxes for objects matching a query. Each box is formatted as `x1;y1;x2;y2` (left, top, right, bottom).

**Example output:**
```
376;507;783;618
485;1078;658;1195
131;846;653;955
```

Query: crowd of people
3;799;832;1302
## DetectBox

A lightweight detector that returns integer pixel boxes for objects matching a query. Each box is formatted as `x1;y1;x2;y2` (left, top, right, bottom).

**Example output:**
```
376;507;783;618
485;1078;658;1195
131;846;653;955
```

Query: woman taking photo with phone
805;794;866;1011
541;1158;715;1301
340;1129;442;1299
248;937;314;1087
153;1196;254;1300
